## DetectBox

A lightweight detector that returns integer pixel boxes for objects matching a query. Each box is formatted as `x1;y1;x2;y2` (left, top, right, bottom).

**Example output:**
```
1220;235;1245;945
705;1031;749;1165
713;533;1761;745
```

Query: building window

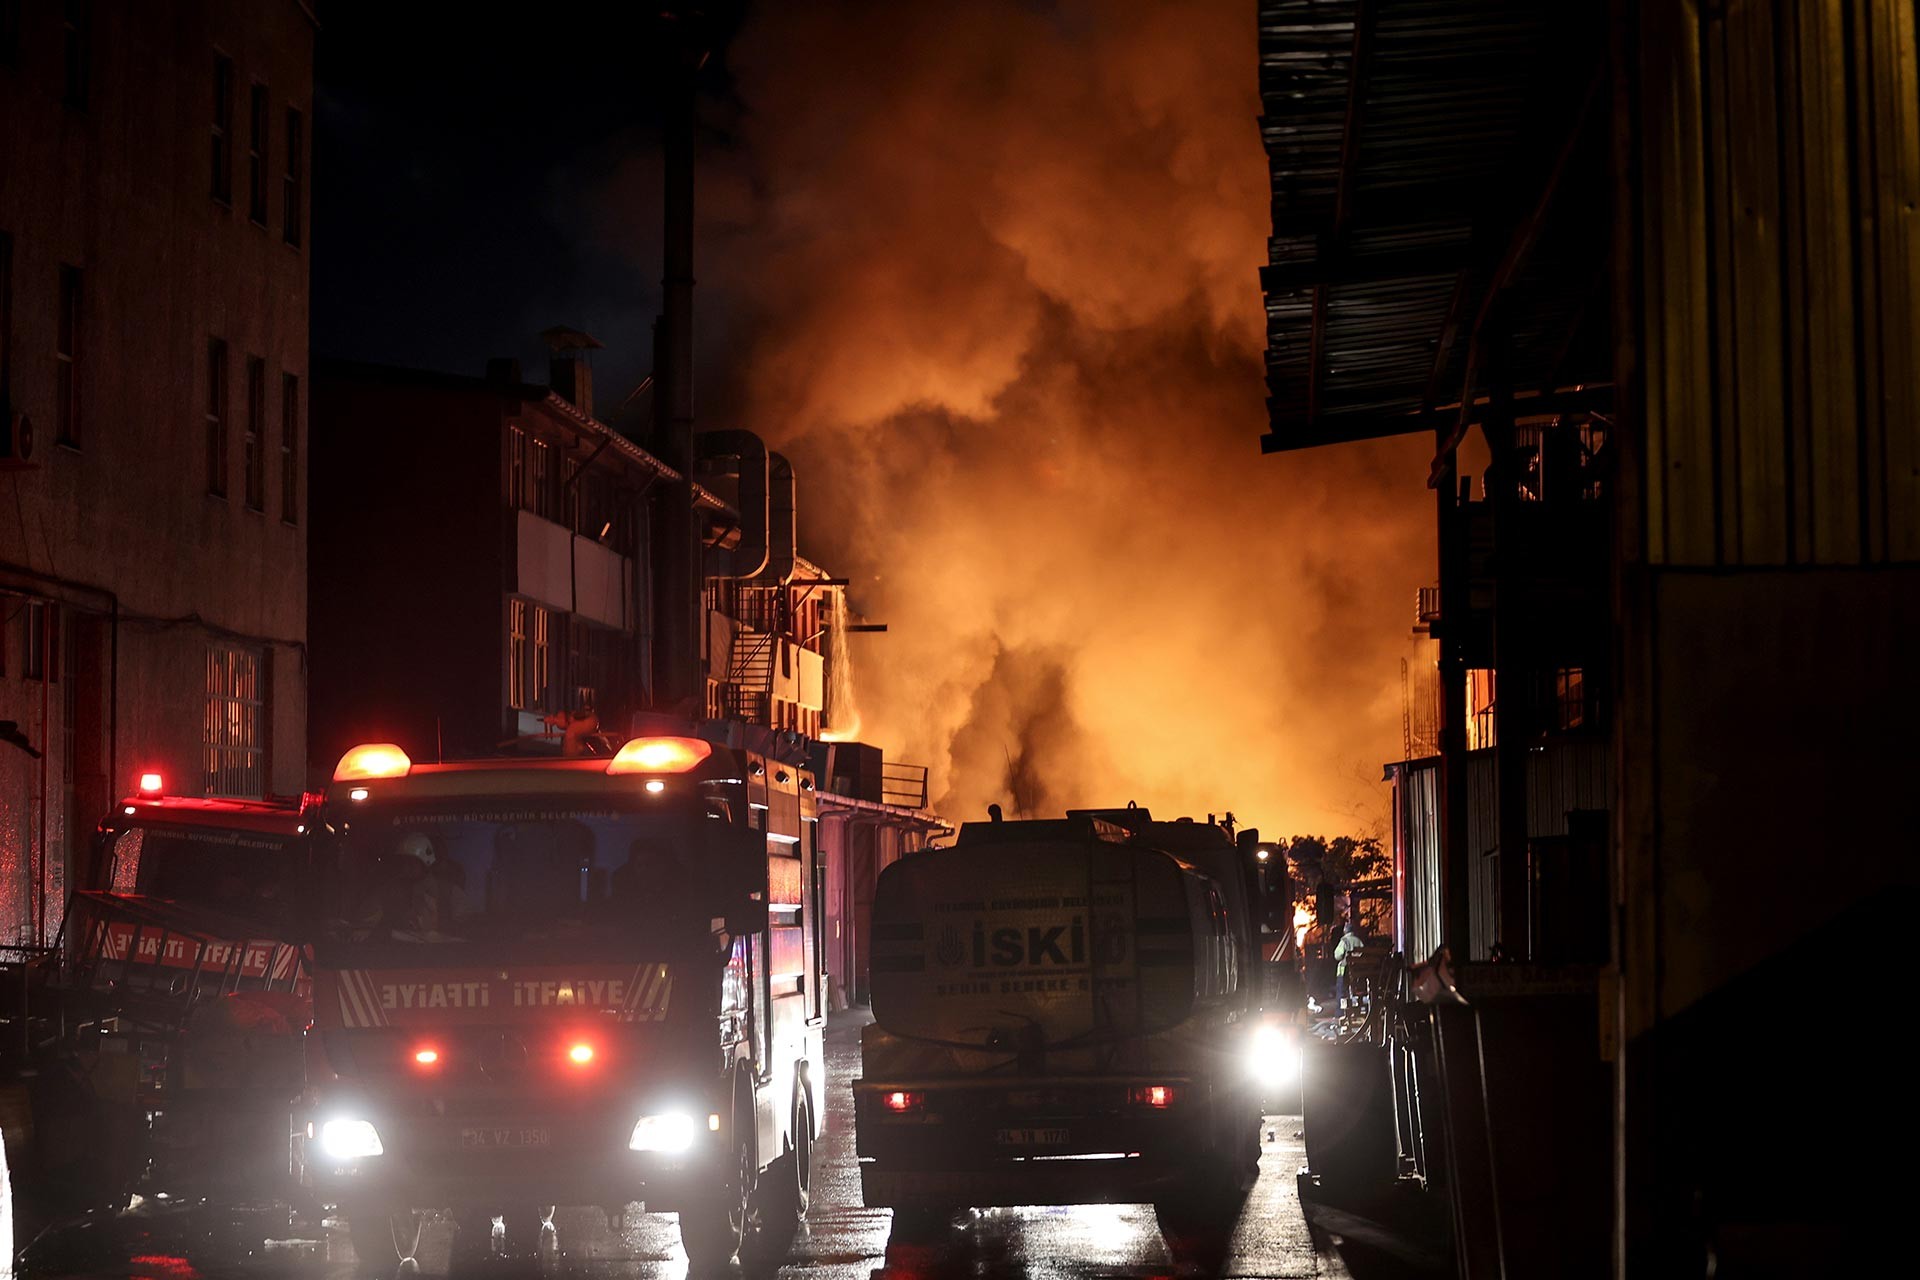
561;456;580;530
509;426;526;507
1466;668;1496;752
283;108;303;247
507;598;527;710
61;0;88;110
247;84;269;224
280;372;299;524
211;55;233;204
1555;667;1587;732
55;266;80;447
205;338;228;497
532;605;551;709
530;438;552;518
22;601;56;681
242;357;265;510
204;643;264;797
0;230;12;414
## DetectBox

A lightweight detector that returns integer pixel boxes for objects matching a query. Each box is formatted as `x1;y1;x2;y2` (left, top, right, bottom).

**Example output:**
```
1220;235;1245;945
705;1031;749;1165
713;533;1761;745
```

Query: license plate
995;1127;1069;1146
459;1127;550;1150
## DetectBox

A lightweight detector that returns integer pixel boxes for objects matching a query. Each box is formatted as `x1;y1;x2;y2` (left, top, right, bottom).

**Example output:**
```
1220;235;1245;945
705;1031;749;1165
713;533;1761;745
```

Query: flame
693;0;1432;833
1293;902;1315;951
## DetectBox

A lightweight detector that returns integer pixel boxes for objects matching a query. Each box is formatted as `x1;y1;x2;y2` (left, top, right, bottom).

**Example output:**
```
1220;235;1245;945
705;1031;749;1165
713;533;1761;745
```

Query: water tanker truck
854;807;1273;1225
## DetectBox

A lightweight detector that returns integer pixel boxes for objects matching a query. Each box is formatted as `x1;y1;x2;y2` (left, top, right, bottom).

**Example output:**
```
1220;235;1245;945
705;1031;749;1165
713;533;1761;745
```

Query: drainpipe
760;452;797;583
697;430;771;579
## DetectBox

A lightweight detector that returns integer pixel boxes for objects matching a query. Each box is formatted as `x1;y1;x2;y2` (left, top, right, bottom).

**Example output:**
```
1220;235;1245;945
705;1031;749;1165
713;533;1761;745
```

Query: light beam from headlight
1248;1024;1302;1088
319;1118;384;1160
629;1111;698;1153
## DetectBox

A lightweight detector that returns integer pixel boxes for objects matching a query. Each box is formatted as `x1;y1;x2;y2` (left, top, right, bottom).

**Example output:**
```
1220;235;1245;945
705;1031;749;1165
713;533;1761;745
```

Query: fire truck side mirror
727;898;769;936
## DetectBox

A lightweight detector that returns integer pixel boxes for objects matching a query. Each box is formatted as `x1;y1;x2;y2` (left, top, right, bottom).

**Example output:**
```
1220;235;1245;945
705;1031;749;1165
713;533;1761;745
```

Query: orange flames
702;1;1434;833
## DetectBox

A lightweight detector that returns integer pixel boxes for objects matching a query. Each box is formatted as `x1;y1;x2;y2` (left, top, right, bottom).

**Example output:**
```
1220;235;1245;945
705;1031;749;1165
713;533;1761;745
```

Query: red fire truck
296;734;825;1272
17;774;311;1219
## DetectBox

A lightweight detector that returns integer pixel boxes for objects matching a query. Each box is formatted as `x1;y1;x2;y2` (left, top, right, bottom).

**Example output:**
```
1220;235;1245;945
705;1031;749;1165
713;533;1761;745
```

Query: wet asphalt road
15;1013;1351;1280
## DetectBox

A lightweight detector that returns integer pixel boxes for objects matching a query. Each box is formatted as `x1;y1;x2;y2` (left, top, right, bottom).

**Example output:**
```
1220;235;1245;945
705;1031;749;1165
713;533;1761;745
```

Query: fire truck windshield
316;805;742;963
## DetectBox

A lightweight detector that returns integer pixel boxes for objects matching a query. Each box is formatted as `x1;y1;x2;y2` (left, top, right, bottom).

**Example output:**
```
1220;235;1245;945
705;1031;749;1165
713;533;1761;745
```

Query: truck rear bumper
310;1146;712;1210
853;1075;1220;1209
860;1154;1187;1209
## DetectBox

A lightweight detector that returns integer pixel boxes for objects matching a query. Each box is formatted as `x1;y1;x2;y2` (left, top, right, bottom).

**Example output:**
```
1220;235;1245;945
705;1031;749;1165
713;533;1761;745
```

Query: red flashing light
1128;1084;1177;1109
568;1042;595;1066
882;1090;924;1113
413;1046;440;1067
607;736;712;776
137;772;164;796
334;743;412;782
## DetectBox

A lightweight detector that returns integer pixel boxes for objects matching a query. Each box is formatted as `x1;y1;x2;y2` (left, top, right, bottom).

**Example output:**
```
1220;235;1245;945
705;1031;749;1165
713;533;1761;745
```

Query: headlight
1248;1024;1302;1089
629;1111;697;1153
319;1117;384;1159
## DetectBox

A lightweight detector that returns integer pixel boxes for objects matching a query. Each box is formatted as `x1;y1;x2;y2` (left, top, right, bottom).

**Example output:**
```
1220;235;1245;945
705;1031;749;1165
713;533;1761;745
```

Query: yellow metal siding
1639;0;1920;566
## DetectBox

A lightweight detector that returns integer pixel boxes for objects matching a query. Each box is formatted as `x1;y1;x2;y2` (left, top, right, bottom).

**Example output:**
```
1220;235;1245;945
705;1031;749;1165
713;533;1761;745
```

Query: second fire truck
296;731;826;1271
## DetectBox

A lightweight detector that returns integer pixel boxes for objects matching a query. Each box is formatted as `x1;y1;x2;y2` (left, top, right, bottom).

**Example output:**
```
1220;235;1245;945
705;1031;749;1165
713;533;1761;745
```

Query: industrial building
0;0;314;947
1259;0;1917;1272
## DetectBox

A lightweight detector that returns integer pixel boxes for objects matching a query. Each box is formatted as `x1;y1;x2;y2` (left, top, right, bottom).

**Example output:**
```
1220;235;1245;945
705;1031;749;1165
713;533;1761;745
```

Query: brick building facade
0;0;313;945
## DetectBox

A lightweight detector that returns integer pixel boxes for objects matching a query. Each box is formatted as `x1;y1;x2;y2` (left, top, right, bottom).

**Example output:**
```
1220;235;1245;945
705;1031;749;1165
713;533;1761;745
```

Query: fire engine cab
297;734;825;1272
23;775;311;1218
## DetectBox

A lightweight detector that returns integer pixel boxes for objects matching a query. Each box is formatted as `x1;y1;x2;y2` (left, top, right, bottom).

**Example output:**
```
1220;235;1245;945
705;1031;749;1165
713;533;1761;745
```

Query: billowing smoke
705;0;1433;833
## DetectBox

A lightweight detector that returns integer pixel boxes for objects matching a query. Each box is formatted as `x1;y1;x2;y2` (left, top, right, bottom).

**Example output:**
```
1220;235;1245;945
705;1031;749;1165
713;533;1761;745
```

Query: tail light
1127;1084;1177;1109
412;1046;441;1068
880;1089;924;1113
567;1042;596;1066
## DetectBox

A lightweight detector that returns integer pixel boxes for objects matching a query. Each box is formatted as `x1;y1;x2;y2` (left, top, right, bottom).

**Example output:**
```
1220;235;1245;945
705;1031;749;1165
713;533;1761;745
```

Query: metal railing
881;762;929;809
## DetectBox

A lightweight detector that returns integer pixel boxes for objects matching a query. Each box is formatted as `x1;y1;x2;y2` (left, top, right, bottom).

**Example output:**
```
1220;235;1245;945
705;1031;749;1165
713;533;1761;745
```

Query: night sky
310;4;747;416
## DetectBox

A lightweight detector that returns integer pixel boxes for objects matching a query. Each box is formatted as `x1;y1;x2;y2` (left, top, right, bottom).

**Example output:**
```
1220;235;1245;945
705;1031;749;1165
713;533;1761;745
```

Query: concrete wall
0;0;313;944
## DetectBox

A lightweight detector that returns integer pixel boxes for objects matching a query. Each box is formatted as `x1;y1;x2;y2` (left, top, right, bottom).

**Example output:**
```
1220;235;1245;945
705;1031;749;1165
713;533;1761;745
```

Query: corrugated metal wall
1639;0;1920;566
1393;738;1612;960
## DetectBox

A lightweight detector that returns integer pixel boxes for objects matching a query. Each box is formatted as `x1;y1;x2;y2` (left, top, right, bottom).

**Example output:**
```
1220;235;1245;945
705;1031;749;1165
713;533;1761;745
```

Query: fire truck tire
678;1094;756;1272
446;1207;494;1271
501;1204;554;1258
753;1093;813;1230
341;1199;419;1275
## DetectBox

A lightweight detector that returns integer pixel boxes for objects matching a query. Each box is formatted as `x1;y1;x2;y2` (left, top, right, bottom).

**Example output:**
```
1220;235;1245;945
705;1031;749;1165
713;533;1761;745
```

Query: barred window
205;643;264;797
507;598;527;710
532;604;551;709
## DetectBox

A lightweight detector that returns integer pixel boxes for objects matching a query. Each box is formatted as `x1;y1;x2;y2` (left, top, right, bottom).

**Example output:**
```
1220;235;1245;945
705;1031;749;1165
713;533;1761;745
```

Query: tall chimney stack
539;325;602;419
650;11;706;715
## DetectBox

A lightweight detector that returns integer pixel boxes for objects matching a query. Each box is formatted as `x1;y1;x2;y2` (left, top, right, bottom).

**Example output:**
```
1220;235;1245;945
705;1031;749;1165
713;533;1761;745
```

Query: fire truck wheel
752;1094;813;1231
342;1199;420;1276
678;1101;756;1272
500;1205;554;1258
